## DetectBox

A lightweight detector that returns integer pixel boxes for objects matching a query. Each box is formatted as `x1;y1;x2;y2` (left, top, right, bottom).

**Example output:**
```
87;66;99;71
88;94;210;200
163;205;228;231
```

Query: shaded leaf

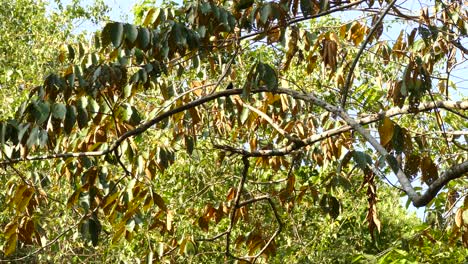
110;22;124;48
124;23;138;43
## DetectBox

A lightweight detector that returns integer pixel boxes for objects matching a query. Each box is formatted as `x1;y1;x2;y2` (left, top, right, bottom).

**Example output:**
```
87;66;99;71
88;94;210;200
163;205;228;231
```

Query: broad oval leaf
51;103;67;120
136;28;151;50
124;23;138;43
110;22;124;48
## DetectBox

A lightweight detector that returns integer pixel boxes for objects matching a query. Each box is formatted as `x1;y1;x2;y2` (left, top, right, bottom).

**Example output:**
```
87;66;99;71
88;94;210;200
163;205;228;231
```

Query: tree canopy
1;0;467;262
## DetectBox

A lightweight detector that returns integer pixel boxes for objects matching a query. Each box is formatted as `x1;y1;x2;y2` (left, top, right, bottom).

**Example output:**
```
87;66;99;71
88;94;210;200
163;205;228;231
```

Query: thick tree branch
273;88;468;207
214;98;468;157
2;85;465;165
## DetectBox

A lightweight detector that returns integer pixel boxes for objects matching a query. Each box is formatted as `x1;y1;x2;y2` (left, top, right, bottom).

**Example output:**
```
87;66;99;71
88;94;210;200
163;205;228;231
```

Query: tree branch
225;156;249;258
272;88;468;207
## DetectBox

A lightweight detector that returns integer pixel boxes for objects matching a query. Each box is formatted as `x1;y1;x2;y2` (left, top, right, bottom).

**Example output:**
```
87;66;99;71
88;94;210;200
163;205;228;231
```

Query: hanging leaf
30;101;50;124
257;62;278;90
4;233;17;256
185;135;194;155
391;125;404;153
51;103;67;120
110;22;124;48
421;155;438;185
352;151;372;171
64;105;77;134
136;28;151;50
235;0;254;10
77;106;89;129
378;117;394;147
88;215;102;246
67;45;75;62
26;126;39;148
124;23;139;44
300;0;313;17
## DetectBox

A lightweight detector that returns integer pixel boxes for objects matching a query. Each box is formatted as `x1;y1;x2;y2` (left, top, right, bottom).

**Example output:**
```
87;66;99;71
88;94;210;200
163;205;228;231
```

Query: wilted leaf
153;192;167;211
421;155;438;185
456;208;463;227
4;233;17;256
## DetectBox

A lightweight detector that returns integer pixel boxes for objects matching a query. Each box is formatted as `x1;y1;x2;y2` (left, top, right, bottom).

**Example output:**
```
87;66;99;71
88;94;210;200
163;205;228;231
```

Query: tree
1;0;467;262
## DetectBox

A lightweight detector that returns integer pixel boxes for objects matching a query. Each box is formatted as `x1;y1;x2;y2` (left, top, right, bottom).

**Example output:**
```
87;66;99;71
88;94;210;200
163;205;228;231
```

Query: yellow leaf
456;208;463;227
438;79;446;94
378;117;394;146
3;221;17;239
16;188;34;213
4;233;17;256
166;210;174;232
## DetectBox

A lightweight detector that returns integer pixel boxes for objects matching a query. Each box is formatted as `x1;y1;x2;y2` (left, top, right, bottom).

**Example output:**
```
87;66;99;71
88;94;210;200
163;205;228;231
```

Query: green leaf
26;126;39;148
260;3;272;24
136;28;151;50
31;101;50;124
129;106;142;126
77;106;89;129
240;107;249;125
110;22;124;48
391;125;404;153
124;23;138;43
257;62;278;90
101;23;112;47
185;135;194;155
67;45;75;61
300;0;313;17
320;0;330;12
173;23;187;49
352;151;372;170
38;128;48;147
64;105;77;134
236;0;254;10
139;68;148;84
88;216;101;246
51;103;67;120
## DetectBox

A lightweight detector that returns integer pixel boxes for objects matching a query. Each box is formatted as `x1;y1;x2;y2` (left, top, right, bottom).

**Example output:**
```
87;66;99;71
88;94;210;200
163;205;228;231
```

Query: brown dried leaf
421;156;439;185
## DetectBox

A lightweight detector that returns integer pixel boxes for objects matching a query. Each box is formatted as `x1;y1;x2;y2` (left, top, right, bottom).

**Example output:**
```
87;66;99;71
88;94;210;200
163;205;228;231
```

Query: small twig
225;156;250;258
341;0;398;108
196;231;228;242
240;101;305;145
0;221;80;262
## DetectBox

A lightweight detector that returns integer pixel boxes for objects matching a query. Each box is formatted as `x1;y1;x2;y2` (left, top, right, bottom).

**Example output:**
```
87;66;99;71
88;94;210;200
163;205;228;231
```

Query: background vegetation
0;0;467;263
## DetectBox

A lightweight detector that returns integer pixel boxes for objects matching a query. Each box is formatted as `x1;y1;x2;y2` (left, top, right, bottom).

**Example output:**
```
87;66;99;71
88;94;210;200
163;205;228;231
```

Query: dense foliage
1;0;467;262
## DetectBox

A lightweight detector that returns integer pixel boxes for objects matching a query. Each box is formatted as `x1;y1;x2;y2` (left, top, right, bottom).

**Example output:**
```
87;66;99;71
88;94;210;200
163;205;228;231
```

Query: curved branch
272;88;468;207
2;84;466;165
225;156;249;259
215;98;468;157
